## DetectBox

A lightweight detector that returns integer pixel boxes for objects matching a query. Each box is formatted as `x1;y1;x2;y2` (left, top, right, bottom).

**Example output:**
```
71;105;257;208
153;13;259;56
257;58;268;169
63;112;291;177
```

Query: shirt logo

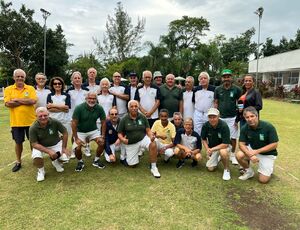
218;133;221;138
138;120;142;125
24;92;29;97
49;129;53;135
230;91;234;97
259;134;265;141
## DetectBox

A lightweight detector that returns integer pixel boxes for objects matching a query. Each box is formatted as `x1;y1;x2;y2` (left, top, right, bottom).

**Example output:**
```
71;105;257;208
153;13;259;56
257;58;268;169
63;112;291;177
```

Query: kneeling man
174;117;202;168
118;100;161;178
151;109;176;163
201;108;231;180
72;92;106;172
236;106;279;183
29;107;68;182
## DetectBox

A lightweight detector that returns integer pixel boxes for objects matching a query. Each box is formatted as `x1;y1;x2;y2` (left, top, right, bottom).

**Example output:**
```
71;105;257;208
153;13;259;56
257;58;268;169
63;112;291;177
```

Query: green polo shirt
117;113;149;144
72;102;106;133
239;120;279;156
214;84;242;118
29;118;66;147
201;119;231;148
160;84;183;118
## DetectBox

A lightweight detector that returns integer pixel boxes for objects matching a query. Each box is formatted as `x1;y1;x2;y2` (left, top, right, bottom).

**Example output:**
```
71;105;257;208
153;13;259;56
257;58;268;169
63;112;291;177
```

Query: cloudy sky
11;0;300;60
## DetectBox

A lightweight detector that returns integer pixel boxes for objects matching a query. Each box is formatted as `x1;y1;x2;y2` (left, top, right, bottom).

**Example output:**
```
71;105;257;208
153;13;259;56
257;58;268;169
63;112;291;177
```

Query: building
249;49;300;90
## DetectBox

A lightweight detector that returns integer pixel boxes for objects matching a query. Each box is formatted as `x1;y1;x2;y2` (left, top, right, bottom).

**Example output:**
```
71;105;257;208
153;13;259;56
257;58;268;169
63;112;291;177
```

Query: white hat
153;71;162;79
207;108;220;116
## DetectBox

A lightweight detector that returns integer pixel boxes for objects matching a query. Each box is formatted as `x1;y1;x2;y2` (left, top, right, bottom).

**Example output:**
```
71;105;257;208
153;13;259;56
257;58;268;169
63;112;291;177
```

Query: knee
207;166;215;172
173;147;180;155
194;153;201;161
235;151;245;160
258;174;271;184
219;149;228;158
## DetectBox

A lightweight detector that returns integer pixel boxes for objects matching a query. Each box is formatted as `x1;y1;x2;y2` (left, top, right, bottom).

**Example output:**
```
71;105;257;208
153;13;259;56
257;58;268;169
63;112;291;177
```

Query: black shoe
176;160;185;169
92;160;105;169
164;158;170;164
191;160;198;167
75;161;85;172
120;159;128;167
12;163;21;172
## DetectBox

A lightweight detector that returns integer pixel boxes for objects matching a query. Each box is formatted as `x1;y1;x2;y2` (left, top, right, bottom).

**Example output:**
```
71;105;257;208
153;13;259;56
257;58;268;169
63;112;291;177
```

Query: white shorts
72;130;100;149
206;148;230;168
194;110;208;136
156;139;174;156
256;154;276;176
32;140;62;159
220;117;238;139
104;143;126;162
124;136;151;166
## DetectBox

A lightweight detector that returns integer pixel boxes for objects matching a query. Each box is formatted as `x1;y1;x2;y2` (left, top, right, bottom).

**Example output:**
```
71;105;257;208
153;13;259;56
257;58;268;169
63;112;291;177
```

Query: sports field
0;99;299;229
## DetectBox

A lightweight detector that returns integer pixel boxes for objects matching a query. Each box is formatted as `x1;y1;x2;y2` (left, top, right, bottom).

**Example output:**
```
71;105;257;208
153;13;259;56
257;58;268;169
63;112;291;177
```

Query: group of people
4;67;278;184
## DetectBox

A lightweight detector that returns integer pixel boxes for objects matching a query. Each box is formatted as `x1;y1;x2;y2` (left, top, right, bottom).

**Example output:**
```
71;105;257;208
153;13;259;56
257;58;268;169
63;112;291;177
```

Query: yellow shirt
151;120;176;145
4;83;37;127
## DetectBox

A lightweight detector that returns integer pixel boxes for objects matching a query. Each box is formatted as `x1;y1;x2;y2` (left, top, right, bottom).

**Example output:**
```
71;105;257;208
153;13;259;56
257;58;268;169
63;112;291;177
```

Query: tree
261;37;279;57
94;2;145;62
0;1;70;85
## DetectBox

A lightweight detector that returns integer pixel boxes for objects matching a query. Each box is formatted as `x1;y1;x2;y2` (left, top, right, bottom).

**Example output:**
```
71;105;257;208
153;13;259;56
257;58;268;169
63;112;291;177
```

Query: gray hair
71;71;82;81
128;99;139;109
85;92;97;99
13;69;26;78
183;117;193;125
243;106;258;117
100;77;110;86
142;70;152;79
35;72;46;79
173;112;183;119
36;106;48;114
198;71;210;81
159;108;169;116
186;76;195;84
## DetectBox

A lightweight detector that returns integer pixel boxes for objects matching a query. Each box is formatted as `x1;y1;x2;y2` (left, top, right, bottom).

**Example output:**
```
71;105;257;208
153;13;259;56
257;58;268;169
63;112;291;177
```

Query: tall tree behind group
94;2;145;63
0;1;69;86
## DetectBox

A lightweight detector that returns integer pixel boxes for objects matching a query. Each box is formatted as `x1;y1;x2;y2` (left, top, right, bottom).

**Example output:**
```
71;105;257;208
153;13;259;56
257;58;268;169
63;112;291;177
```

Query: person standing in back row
214;69;242;165
4;69;37;172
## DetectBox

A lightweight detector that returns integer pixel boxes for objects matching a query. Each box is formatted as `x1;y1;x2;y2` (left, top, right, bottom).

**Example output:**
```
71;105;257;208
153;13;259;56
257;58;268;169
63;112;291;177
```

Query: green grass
0;99;300;229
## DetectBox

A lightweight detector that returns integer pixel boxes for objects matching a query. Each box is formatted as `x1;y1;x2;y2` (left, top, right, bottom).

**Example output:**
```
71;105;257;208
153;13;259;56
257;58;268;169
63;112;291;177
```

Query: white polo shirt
46;92;71;124
67;86;89;120
135;84;160;119
97;93;115;116
109;84;129;116
192;85;215;113
35;86;51;108
183;89;194;119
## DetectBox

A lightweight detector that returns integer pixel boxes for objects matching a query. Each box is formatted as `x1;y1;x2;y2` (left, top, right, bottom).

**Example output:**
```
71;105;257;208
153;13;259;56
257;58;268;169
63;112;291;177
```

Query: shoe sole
75;164;85;172
92;164;105;169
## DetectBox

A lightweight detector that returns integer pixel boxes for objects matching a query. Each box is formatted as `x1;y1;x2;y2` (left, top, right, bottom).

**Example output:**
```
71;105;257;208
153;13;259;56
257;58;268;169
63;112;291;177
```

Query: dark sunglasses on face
110;113;118;116
53;82;62;86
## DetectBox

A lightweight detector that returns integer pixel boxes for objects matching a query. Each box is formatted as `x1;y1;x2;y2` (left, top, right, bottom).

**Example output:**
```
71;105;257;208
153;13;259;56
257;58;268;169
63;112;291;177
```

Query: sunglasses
15;76;25;79
110;113;118;116
53;82;62;86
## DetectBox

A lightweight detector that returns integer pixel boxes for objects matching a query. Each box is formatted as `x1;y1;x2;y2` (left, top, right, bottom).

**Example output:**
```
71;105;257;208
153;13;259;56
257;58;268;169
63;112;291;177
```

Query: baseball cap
129;72;137;78
221;69;232;76
207;108;220;116
153;71;162;79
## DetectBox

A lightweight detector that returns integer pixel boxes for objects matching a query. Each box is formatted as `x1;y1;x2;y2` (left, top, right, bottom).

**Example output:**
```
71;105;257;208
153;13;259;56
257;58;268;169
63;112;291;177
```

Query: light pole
40;8;51;75
254;7;264;87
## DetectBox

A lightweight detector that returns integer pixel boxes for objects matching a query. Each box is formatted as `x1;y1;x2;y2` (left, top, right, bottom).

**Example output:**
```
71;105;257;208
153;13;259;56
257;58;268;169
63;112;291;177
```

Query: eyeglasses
37;78;46;81
53;82;62;86
113;75;121;78
15;76;25;79
38;115;48;118
110;113;118;116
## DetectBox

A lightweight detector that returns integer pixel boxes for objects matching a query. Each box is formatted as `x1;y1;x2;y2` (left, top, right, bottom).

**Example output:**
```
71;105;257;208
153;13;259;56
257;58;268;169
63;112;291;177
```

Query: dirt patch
227;188;298;230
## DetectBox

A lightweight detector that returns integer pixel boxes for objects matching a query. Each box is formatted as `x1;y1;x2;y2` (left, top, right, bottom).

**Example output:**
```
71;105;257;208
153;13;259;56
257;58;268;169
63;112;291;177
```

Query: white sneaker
230;152;238;165
36;170;45;182
52;160;64;172
239;168;255;180
70;150;76;159
84;146;91;157
59;153;69;162
151;166;161;178
222;169;231;181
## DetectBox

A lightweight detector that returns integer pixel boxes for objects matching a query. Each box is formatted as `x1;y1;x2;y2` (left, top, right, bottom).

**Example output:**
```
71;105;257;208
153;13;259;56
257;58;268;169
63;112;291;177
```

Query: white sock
151;163;157;168
38;167;45;173
94;157;100;161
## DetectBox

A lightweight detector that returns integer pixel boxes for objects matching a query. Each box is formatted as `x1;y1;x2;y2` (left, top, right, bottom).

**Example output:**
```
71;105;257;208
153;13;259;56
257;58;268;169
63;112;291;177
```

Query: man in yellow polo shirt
4;69;37;172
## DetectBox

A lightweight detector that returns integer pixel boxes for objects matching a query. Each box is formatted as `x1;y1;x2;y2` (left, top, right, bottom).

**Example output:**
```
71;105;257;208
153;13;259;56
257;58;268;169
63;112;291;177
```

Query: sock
78;159;83;163
151;163;157;168
94;156;100;161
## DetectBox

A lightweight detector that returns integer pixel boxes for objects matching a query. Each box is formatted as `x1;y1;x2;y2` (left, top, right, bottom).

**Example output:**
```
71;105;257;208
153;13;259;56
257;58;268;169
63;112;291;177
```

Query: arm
118;132;128;145
71;119;84;146
214;99;218;109
179;100;183;115
146;127;155;142
47;103;69;112
61;131;69;155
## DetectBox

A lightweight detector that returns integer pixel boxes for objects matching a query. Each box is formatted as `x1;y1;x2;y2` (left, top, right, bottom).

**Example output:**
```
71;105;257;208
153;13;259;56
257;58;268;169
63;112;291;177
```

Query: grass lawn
0;99;299;229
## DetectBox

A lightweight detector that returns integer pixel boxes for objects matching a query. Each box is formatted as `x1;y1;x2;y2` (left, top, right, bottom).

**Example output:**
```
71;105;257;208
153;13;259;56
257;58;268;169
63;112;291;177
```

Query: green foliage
0;1;69;85
94;2;145;62
68;53;104;81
